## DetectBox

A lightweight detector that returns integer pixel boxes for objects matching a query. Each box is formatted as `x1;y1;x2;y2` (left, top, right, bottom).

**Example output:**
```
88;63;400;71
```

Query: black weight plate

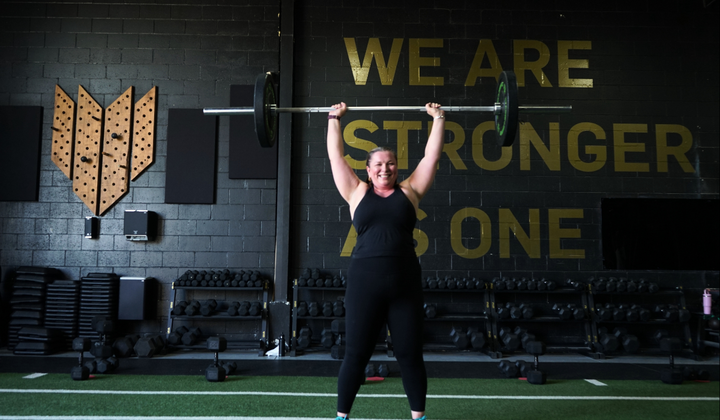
254;72;278;148
495;71;519;147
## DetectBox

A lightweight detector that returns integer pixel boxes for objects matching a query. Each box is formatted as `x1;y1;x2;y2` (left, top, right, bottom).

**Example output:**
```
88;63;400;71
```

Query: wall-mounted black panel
165;109;217;204
229;85;278;179
0;106;43;201
602;198;720;270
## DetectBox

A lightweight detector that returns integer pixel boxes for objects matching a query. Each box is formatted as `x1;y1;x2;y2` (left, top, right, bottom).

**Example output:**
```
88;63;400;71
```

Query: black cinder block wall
0;0;280;338
290;2;719;306
1;1;719;343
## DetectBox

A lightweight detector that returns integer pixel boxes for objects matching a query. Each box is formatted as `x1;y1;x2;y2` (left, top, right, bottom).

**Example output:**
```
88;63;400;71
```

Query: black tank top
352;185;417;258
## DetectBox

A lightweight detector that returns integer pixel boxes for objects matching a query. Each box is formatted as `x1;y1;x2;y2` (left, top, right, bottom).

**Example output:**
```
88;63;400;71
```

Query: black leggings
337;256;427;413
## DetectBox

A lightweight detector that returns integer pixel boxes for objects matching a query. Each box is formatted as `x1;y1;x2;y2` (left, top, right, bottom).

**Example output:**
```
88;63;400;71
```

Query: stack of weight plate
44;280;81;349
8;266;62;351
78;273;119;340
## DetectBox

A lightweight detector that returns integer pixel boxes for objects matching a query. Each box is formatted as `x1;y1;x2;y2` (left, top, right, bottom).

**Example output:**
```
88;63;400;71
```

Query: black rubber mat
1;355;717;381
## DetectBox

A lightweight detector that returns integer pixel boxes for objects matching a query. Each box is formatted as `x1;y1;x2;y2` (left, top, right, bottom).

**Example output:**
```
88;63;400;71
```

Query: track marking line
0;389;717;401
584;379;607;386
21;373;47;379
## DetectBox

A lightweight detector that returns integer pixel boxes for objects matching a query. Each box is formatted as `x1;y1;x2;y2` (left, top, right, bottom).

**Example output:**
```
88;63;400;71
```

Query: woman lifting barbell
327;101;446;420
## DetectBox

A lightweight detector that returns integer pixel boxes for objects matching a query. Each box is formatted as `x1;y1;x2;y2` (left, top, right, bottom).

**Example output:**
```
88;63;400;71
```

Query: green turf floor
0;373;718;419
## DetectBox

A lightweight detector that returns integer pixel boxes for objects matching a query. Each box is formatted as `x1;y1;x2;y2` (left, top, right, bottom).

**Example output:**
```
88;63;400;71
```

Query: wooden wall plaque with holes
51;85;75;179
131;86;157;181
99;86;134;216
73;86;104;215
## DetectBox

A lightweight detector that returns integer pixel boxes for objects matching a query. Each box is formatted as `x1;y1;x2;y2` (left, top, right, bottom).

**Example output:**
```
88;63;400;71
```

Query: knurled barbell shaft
202;104;572;116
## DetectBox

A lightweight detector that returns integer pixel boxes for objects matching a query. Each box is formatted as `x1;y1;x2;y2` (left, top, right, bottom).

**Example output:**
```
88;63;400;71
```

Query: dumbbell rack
166;281;270;355
489;284;598;358
587;286;698;359
290;279;364;356
420;287;498;358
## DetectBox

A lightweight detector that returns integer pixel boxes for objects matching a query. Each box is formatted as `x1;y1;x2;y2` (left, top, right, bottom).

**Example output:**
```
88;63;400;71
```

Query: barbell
203;71;572;148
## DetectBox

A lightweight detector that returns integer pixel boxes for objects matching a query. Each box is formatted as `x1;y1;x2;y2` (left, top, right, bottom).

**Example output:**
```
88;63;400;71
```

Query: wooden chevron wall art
50;85;157;216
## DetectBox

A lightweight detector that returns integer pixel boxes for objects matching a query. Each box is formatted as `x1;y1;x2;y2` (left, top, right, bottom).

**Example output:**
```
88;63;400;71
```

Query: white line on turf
21;373;47;379
0;389;717;401
584;379;607;386
2;417;360;420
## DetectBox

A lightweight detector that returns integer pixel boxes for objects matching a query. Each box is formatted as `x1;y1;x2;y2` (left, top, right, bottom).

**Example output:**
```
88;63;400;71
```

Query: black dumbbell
135;337;159;357
308;301;320;316
498;360;518;377
167;326;189;346
616;278;627;292
235;301;250;316
566;303;584;320
596;304;614;321
496;304;511;320
612;304;626;321
172;301;188;316
519;303;534;319
626;280;638;293
499;328;520;352
446;278;457;289
492;277;506;291
113;335;136;357
184;300;201;316
333;300;345;317
526;279;537;290
427;277;438;289
625;305;640;322
593;277;606;292
321;329;335;349
537;280;547;291
513;327;537;351
632;304;651;322
505;278;516;290
525;341;547;385
322;301;334;317
566;279;585;292
200;299;218;317
515;360;529;378
605;278;616;292
96;357;119;374
181;327;202;346
296;327;312;349
508;303;523;320
71;337;91;381
424;303;437;319
206;337;228;382
467;327;485;350
598;327;619;352
333;276;343;288
227;301;241;316
456;278;467;289
296;301;308;317
222;361;237;375
552;303;572;320
437;277;447;289
655;305;679;322
450;327;469;349
613;327;640;353
248;301;262;316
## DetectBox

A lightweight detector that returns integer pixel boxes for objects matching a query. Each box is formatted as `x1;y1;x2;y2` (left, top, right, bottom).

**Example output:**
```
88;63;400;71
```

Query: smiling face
366;150;398;188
